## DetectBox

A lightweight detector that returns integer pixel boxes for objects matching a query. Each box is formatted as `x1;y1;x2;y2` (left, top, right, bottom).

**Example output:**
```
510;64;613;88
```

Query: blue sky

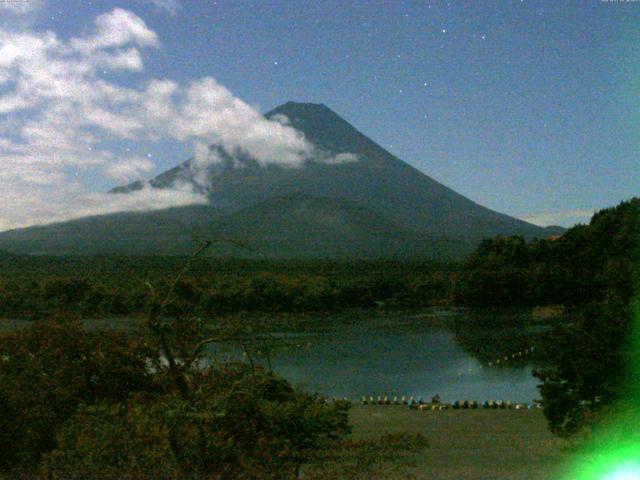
1;0;638;230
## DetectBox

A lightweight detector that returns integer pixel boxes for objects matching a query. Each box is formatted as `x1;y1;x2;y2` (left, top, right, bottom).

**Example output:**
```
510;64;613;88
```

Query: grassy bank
341;405;573;480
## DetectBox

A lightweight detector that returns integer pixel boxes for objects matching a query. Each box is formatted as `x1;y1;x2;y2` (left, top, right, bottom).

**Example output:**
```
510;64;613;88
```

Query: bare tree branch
143;237;255;400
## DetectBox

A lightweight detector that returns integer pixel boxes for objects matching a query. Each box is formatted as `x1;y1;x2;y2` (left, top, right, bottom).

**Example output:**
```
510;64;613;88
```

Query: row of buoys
358;396;542;410
412;400;541;410
320;396;543;410
361;395;419;405
488;346;535;367
412;400;479;410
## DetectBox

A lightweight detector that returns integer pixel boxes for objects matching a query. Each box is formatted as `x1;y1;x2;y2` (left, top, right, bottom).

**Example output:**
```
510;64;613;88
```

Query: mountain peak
271;100;330;112
266;101;341;124
265;101;379;156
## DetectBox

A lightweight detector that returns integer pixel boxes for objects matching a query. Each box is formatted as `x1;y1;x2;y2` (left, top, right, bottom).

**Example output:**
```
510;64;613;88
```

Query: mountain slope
0;101;561;258
0;195;470;258
205;194;471;259
0;206;219;256
113;102;554;241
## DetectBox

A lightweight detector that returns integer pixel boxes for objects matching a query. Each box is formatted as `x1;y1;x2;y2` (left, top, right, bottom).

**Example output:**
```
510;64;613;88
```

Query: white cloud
0;7;358;232
0;183;207;232
0;93;35;113
190;142;223;187
171;77;314;167
105;156;155;183
70;8;159;53
96;47;144;71
0;0;43;17
321;152;359;165
163;79;358;169
140;79;178;122
0;0;44;30
519;209;594;227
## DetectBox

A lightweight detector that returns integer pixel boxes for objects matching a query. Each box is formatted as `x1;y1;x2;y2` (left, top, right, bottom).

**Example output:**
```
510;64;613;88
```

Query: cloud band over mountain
0;6;355;231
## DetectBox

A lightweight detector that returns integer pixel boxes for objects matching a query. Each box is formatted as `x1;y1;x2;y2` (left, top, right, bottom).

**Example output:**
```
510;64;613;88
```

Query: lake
211;309;551;403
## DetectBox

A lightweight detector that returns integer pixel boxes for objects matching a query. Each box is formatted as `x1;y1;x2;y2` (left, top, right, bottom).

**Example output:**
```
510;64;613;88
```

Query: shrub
42;365;349;479
0;320;154;469
43;402;176;480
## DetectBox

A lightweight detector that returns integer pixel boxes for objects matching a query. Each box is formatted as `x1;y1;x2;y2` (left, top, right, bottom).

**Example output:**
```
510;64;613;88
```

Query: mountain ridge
0;101;564;258
113;101;555;240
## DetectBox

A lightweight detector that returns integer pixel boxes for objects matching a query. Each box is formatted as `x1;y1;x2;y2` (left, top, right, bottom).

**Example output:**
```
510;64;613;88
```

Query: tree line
0;259;457;319
457;198;640;437
454;199;637;307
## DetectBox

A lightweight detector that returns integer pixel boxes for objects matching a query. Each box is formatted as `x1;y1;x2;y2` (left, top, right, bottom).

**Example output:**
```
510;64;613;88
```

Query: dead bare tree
144;237;254;399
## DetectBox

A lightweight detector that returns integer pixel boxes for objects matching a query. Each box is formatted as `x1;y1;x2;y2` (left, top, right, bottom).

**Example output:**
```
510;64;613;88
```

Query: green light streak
559;227;640;479
563;439;640;480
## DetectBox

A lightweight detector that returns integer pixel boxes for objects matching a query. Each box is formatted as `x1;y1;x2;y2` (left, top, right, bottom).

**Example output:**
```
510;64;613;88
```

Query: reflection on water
210;310;552;403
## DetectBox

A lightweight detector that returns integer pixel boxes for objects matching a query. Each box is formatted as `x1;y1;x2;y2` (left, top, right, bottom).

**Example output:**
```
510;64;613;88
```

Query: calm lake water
212;310;551;403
